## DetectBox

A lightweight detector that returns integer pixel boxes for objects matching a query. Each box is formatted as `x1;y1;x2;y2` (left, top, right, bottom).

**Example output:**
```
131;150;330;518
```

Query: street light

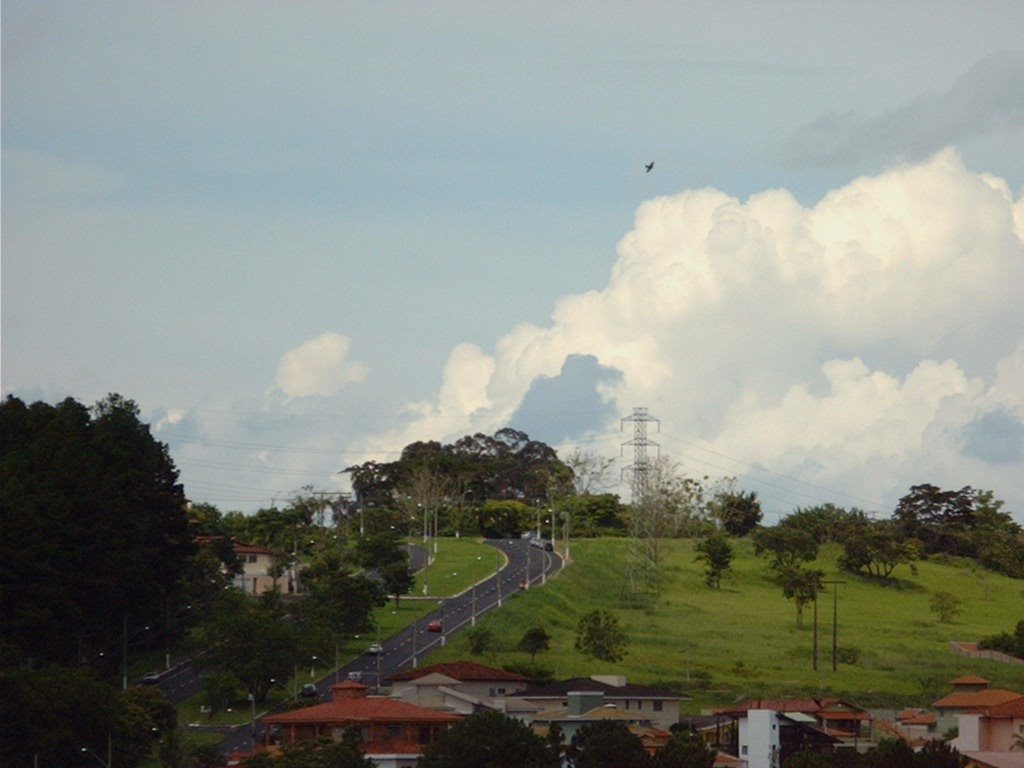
80;747;110;768
248;692;256;751
310;655;318;678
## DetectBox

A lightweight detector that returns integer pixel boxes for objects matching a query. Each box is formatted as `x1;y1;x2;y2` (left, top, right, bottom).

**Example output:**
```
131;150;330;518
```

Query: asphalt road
207;537;563;755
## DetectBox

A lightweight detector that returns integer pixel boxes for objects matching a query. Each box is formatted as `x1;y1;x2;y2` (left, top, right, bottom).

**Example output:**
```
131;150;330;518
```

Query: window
387;725;402;740
418;726;431;744
653;701;663;712
742;746;748;755
247;554;258;563
625;700;630;710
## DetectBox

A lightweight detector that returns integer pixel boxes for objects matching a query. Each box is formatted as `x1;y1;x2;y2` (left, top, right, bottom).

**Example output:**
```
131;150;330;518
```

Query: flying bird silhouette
645;162;654;173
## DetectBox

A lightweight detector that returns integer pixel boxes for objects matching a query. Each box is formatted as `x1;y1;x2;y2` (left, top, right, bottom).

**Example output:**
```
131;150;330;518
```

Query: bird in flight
645;162;654;173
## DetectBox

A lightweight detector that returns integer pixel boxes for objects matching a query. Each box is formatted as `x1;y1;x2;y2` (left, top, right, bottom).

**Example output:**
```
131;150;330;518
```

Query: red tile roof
978;696;1024;718
388;660;532;683
951;675;991;686
933;690;1024;710
263;696;462;726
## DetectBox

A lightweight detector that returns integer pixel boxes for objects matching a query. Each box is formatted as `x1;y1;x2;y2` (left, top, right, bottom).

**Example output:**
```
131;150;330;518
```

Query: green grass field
420;537;1024;710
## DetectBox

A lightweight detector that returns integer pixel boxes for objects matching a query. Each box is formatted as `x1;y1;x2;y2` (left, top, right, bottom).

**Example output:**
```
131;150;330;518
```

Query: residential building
261;680;461;768
508;675;684;732
388;661;533;704
933;676;1024;734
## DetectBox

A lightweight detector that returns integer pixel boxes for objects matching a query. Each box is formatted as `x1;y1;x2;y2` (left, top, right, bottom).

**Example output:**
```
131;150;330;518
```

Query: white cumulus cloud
355;150;1024;516
276;333;368;398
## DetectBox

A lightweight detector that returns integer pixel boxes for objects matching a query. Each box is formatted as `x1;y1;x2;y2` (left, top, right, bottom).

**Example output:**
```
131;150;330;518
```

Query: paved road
155;544;434;706
216;537;563;754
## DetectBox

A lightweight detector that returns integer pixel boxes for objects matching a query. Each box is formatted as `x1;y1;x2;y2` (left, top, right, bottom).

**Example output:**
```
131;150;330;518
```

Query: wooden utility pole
821;580;845;671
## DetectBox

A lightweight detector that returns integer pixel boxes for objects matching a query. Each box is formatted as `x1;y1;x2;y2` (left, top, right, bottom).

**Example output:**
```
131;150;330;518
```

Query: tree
200;590;303;702
296;548;383;649
202;671;240;717
565;448;617;495
713;490;763;537
654;729;715;768
893;484;976;556
0;394;194;668
839;520;919;579
465;626;494;656
929;592;963;624
574;610;628;663
519;627;552;662
776;566;824;627
380;560;415;608
246;737;372;768
784;751;832;768
753;527;820;571
419;710;557;768
568;721;649;768
694;533;733;588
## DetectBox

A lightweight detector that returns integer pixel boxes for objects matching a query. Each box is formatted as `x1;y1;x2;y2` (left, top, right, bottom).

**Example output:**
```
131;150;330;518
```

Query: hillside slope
424;538;1024;709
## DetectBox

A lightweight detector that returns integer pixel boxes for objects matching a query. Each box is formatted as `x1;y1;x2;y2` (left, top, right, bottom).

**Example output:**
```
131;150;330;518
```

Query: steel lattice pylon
621;407;660;505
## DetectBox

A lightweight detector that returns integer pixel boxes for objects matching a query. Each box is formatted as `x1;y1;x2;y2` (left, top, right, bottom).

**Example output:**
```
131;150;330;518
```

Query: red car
427;620;442;633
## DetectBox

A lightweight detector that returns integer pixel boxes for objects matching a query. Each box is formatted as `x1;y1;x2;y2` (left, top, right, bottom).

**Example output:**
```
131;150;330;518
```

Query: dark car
427;620;442;632
141;671;162;685
300;683;318;698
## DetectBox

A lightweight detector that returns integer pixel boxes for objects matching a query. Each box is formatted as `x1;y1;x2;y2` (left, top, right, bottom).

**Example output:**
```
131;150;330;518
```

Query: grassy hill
422;537;1024;711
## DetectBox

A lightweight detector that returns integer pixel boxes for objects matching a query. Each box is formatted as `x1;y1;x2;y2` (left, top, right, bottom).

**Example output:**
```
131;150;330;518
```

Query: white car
368;642;383;655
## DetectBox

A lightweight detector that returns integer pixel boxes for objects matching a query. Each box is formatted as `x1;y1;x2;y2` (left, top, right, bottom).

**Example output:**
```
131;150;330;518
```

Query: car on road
427;620;442;632
300;683;318;698
141;671;162;685
368;642;383;655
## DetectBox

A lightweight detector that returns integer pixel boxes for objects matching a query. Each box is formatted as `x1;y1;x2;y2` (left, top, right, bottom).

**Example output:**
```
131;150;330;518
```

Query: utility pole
822;580;845;671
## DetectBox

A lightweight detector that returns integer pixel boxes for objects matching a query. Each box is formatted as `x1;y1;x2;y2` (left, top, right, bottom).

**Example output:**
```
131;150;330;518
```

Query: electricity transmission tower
621;407;661;602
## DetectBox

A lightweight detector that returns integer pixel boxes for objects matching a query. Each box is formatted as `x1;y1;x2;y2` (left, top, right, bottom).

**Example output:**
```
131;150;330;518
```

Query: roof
963;753;1024;768
715;698;866;717
263;696;462;726
951;675;991;686
977;696;1024;718
387;660;532;683
532;704;655;724
933;689;1024;710
512;677;683;700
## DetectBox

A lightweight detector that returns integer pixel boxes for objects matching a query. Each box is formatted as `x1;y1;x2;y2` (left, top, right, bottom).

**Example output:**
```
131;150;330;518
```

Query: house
528;690;672;754
717;698;871;741
195;535;294;595
739;710;839;768
508;675;684;732
954;694;1024;753
933;676;1024;733
261;680;461;768
387;660;533;705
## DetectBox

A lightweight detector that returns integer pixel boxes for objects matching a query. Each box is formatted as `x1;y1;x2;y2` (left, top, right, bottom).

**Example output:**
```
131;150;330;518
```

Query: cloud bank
356;149;1024;515
783;51;1024;166
276;333;368;398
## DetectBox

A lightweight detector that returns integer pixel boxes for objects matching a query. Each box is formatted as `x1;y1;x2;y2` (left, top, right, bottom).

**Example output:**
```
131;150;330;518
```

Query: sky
3;2;1024;522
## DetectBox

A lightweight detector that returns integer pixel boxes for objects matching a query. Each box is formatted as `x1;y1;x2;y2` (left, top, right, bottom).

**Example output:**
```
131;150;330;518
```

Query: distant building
261;680;461;768
508;675;684;732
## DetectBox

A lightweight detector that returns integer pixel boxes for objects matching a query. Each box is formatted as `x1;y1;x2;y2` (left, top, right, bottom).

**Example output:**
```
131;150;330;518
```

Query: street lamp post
310;655;317;678
248;692;256;751
80;747;110;768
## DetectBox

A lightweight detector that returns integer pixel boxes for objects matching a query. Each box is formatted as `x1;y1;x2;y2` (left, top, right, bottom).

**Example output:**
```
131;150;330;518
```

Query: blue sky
3;3;1024;520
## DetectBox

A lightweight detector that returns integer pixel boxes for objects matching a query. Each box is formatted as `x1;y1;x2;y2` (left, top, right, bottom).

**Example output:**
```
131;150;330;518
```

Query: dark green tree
713;490;763;537
518;626;552;662
784;751;832;768
380;560;415;608
0;394;194;668
839;520;918;579
199;591;303;702
574;610;628;663
753;527;820;570
419;710;557;768
569;721;649;768
694;533;733;588
775;566;824;627
465;626;494;656
654;729;715;768
296;548;383;648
